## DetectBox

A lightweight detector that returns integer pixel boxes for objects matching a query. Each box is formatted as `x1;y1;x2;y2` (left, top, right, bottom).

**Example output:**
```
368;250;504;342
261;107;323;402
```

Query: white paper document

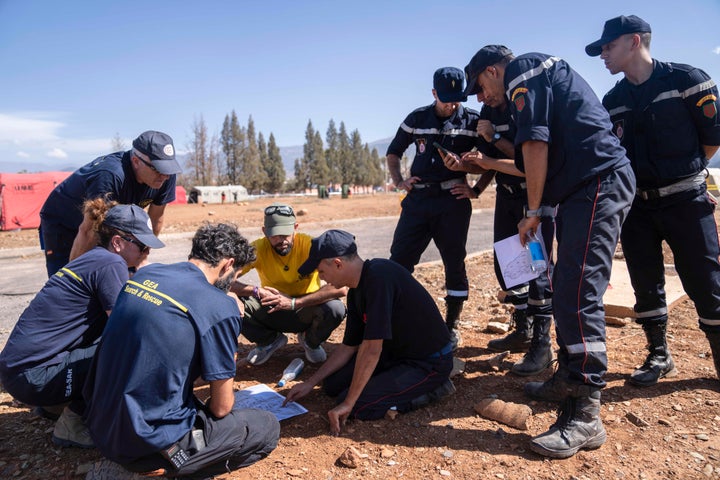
234;384;308;421
493;233;542;288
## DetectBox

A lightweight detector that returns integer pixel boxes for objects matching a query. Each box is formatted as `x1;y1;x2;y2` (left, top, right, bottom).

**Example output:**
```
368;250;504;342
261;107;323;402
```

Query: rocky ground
1;191;719;479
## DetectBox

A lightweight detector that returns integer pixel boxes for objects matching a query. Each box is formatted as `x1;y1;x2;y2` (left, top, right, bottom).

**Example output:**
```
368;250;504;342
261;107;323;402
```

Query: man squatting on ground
586;15;720;386
231;203;347;365
284;230;455;434
0;201;164;448
385;67;483;349
458;45;555;376
39;130;181;277
82;223;279;479
451;46;635;458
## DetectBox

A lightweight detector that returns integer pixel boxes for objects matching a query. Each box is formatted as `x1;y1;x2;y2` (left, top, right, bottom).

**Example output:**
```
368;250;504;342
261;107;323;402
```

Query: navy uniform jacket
40;151;176;230
504;53;629;205
603;60;720;189
478;105;524;187
84;262;242;464
386;103;482;183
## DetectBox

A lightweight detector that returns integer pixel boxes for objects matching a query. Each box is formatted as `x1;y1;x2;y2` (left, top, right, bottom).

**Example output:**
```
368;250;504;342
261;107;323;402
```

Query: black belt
636;172;705;200
413;178;464;191
500;182;527;195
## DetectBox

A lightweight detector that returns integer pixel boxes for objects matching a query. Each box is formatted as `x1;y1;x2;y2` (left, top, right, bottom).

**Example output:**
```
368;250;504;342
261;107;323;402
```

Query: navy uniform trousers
390;186;471;300
621;186;720;334
554;163;635;388
493;184;554;317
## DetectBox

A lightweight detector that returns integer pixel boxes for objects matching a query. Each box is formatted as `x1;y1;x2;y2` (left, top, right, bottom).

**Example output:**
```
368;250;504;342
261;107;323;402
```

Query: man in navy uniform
461;46;555;377
385;67;483;349
83;223;279;478
284;230;455;434
39;130;181;276
586;15;720;385
453;49;635;458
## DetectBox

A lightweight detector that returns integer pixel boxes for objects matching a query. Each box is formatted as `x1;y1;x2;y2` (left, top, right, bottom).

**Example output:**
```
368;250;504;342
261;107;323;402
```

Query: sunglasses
135;155;161;174
264;205;294;217
121;235;150;254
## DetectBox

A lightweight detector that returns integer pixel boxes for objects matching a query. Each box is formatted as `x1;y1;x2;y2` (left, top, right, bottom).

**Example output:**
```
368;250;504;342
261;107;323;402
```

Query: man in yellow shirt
232;203;348;365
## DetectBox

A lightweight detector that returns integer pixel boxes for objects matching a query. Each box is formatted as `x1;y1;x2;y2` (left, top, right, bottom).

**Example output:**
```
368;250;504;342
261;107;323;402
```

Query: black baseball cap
463;45;513;97
585;15;651;57
433;67;467;103
132;130;182;175
104;204;165;249
298;229;357;276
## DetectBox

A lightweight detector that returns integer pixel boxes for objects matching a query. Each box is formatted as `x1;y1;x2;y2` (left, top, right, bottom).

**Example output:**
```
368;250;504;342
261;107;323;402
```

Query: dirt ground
1;191;720;480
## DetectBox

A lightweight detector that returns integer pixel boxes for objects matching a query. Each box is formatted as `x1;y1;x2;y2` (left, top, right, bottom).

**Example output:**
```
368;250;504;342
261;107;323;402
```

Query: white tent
188;185;249;204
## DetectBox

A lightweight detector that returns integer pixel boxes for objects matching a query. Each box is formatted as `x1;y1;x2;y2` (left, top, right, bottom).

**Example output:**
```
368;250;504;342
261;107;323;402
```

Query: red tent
169;185;187;205
0;171;71;231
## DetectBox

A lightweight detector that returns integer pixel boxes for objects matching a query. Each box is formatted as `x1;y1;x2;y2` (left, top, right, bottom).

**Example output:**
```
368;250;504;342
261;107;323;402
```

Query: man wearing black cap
39;130;182;276
451;47;636;457
460;46;555;377
284;229;455;434
385;67;483;349
231;203;348;366
587;15;720;386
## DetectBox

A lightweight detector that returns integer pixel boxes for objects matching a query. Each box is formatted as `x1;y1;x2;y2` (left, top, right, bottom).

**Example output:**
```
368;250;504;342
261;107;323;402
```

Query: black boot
530;386;606;459
445;296;464;351
512;315;554;376
487;309;531;353
629;322;677;387
524;361;568;402
704;331;720;381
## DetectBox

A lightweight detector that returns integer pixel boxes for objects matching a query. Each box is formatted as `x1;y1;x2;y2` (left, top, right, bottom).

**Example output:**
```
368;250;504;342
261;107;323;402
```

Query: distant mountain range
2;140;715;176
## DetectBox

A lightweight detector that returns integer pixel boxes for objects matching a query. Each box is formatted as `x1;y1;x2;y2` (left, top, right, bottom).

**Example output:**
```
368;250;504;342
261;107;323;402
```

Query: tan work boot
52;407;94;449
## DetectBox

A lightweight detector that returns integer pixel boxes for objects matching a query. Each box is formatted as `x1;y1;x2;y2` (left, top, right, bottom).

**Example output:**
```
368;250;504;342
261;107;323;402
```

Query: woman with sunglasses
0;199;164;448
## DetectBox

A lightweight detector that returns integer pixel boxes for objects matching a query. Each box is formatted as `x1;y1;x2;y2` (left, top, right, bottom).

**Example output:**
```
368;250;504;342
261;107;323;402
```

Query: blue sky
1;0;719;171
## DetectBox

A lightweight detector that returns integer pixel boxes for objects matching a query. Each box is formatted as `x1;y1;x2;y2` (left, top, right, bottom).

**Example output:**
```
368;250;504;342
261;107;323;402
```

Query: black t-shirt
343;259;450;359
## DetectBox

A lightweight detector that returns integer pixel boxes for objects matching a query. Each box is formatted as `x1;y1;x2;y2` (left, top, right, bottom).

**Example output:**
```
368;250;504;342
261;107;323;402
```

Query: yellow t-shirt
240;233;321;297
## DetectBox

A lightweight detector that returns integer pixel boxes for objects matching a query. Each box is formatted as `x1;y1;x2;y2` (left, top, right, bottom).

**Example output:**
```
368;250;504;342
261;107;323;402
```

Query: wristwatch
524;205;555;218
490;132;502;144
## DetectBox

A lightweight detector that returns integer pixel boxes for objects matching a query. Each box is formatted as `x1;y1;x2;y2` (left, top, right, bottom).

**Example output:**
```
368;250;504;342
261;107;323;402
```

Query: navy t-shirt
504;53;629;205
343;259;450;359
386;103;483;183
40;151;176;230
0;247;127;376
83;262;242;463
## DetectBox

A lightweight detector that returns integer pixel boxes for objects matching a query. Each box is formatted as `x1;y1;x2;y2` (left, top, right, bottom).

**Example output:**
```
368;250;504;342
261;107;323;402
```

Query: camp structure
188;185;248;204
169;185;188;204
0;171;71;231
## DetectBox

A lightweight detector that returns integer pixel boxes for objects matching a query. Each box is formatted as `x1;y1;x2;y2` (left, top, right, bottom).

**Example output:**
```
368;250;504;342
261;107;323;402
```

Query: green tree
325;119;340;184
220;111;245;184
336;121;352;184
310;130;329;187
240;116;267;194
264;133;286;193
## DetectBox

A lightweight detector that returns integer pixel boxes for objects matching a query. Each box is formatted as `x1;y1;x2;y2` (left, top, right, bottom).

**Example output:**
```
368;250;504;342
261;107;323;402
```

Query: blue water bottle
277;358;305;387
527;232;547;273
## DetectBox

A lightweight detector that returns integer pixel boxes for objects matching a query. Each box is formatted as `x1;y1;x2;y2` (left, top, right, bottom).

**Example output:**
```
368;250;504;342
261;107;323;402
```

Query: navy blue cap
104;204;165;249
433;67;467;103
585;15;651;57
463;45;513;97
132;130;182;175
298;229;357;275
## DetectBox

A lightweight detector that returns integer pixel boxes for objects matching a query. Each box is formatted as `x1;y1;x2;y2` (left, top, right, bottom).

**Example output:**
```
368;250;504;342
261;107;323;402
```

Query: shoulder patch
511;87;528;112
698;94;718;118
